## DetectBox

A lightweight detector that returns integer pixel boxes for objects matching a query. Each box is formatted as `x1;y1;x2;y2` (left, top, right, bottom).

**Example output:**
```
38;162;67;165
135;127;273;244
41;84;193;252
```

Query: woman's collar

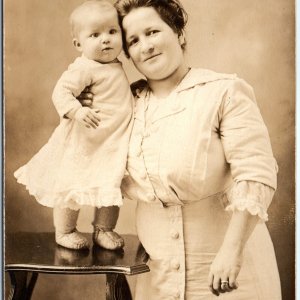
174;68;237;93
133;68;237;98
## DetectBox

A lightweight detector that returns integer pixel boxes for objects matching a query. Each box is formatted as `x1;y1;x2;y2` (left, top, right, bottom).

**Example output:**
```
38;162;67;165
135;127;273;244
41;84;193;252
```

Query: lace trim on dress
224;181;275;222
15;169;123;210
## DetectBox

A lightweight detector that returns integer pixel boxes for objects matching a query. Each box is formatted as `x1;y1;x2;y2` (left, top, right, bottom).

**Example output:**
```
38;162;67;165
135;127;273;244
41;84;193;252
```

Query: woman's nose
140;39;154;54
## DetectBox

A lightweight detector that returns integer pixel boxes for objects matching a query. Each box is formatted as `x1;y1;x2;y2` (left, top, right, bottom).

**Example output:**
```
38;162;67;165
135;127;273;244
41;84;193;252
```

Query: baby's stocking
53;207;89;250
92;206;124;250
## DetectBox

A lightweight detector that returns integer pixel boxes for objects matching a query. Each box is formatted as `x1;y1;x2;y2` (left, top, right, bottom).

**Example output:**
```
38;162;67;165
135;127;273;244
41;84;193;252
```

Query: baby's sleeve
52;65;93;118
219;78;278;221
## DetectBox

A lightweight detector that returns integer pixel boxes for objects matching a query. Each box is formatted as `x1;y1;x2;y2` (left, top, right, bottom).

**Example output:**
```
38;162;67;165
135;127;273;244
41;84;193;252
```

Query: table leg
106;274;132;300
8;271;38;300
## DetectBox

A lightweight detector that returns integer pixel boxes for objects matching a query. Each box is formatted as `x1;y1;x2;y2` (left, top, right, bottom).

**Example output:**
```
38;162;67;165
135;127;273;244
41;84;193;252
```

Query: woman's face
122;7;185;80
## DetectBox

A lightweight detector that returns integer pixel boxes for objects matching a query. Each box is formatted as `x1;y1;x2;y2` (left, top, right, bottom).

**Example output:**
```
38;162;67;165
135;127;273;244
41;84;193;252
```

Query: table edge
5;263;150;276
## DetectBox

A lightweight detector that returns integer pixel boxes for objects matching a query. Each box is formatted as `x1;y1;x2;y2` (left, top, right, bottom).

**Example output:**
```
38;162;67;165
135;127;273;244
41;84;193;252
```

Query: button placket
169;206;186;299
141;136;165;204
138;102;157;196
142;91;171;204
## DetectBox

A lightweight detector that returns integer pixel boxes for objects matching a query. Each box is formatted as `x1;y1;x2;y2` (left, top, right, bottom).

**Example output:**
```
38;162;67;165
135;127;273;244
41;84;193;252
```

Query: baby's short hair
70;0;116;38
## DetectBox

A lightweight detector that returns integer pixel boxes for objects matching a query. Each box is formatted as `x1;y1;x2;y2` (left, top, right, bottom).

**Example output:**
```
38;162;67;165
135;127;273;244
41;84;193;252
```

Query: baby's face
75;8;122;63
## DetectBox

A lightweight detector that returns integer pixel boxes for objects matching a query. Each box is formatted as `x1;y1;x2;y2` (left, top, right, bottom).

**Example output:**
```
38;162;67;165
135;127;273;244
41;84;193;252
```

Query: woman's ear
72;38;82;52
178;33;186;48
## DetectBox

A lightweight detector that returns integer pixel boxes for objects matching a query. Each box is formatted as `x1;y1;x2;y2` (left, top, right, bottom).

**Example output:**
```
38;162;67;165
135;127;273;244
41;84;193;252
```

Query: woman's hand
208;245;241;296
207;210;259;296
77;86;94;107
74;107;100;129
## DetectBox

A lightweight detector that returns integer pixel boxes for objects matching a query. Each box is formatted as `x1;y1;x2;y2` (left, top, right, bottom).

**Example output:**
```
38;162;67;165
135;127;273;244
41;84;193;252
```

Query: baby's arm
52;66;100;128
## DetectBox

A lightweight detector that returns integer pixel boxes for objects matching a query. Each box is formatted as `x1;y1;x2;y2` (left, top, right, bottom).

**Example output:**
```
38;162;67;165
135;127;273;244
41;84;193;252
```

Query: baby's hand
74;107;101;129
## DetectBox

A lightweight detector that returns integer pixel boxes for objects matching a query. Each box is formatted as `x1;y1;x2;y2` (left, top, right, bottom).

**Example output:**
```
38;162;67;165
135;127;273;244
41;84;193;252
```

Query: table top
5;232;149;276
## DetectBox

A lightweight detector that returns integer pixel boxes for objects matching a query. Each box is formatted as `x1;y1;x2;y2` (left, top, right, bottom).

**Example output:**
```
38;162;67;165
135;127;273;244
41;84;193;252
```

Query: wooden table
5;232;149;300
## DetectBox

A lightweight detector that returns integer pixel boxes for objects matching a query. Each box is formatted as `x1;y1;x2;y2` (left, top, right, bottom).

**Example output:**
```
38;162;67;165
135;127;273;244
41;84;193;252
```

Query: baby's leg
92;206;124;250
53;207;89;250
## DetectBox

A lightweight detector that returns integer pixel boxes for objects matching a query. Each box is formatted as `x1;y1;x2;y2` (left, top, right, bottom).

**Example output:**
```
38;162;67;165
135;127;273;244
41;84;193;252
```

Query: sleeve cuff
224;181;275;222
64;105;82;119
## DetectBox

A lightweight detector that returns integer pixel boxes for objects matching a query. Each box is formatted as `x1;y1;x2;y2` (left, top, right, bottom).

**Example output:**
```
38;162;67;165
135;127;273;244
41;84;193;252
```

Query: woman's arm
208;210;259;295
208;78;278;295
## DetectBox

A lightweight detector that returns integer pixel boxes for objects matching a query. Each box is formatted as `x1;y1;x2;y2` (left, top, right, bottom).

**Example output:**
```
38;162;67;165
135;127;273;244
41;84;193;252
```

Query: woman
81;0;281;298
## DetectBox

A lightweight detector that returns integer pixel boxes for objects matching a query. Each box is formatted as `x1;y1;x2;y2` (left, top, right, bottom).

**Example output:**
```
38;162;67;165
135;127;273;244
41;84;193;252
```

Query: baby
14;0;133;250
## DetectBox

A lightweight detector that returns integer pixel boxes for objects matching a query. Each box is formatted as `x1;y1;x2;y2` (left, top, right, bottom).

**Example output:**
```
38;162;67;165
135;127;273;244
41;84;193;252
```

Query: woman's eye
91;33;99;38
128;38;138;47
148;30;159;36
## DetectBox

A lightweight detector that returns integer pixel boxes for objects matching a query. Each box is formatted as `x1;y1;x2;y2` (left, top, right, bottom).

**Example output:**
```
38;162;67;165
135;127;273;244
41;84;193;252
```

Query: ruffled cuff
224;181;275;222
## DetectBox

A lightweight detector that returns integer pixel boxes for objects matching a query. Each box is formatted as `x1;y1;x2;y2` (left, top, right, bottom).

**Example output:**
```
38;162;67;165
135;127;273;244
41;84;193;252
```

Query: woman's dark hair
114;0;188;57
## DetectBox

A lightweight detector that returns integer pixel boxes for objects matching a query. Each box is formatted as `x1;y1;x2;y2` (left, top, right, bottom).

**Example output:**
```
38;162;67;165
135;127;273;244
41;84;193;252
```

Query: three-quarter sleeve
219;78;278;220
224;181;274;221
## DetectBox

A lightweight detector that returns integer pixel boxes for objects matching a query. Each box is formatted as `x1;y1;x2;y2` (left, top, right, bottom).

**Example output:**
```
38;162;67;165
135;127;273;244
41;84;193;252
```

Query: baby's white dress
15;56;133;209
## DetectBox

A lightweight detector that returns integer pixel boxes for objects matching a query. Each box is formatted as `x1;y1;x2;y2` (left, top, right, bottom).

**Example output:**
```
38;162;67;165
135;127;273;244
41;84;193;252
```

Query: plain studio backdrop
4;0;295;299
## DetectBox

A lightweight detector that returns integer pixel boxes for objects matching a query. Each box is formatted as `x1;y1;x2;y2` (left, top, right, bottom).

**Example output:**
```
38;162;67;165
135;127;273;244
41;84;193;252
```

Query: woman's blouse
122;68;278;220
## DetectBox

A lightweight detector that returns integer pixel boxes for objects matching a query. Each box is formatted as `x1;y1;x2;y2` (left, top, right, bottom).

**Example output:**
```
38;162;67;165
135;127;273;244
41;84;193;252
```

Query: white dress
122;69;281;299
15;56;133;209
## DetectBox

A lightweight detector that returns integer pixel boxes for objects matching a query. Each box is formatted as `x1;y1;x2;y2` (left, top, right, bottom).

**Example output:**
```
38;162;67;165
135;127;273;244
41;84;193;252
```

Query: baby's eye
90;33;99;38
109;29;118;34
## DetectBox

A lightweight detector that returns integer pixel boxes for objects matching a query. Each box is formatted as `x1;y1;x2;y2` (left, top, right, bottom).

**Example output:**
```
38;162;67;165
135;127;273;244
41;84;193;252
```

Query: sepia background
5;0;295;299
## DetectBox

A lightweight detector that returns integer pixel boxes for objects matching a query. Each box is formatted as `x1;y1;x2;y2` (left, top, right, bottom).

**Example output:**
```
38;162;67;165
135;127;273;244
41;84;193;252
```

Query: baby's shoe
55;229;90;250
93;227;124;250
